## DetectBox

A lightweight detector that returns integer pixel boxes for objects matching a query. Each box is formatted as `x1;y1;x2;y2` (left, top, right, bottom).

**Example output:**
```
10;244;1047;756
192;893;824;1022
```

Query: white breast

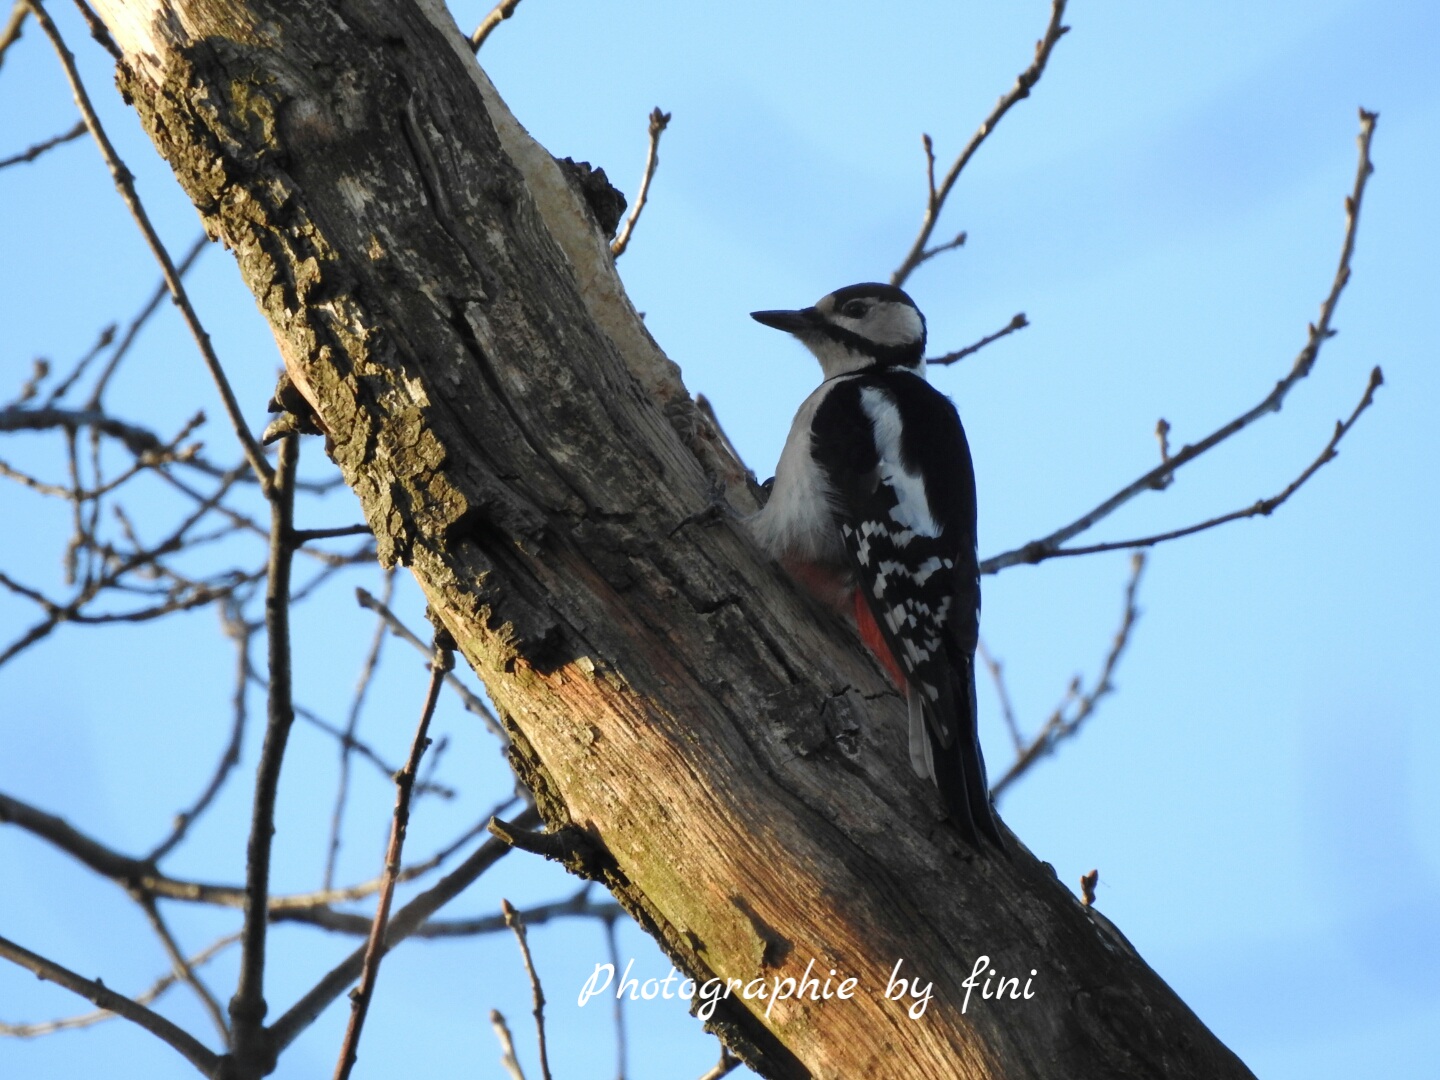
748;379;848;567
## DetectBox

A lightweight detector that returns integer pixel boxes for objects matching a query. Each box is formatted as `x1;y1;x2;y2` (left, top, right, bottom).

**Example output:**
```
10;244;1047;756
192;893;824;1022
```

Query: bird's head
751;283;927;380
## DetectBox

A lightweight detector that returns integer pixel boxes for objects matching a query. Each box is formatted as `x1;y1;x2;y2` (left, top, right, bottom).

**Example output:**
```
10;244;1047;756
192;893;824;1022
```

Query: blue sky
2;1;1437;1077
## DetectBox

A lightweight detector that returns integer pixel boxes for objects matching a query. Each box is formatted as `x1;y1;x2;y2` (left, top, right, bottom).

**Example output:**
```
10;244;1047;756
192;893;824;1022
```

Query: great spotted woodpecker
749;283;1003;848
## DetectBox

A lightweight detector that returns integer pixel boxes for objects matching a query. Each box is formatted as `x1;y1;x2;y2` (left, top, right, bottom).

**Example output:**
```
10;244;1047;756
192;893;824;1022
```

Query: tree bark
93;1;1256;1076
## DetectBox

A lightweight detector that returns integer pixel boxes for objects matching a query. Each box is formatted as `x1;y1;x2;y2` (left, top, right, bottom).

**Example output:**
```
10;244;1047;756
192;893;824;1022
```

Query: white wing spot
908;555;947;585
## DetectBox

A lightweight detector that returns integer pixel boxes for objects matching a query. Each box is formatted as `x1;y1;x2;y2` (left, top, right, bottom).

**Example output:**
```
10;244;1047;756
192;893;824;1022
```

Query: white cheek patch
863;303;925;347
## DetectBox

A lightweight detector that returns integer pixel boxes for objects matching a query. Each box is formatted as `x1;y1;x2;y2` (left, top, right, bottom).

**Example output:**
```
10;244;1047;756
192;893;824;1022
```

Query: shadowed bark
88;0;1256;1076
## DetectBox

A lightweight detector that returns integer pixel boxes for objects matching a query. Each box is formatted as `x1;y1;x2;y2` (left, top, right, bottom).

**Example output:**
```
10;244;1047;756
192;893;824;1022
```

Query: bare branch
503;898;553;1080
231;435;298;1068
8;359;51;407
24;0;273;489
892;0;1069;286
293;524;372;544
604;908;627;1080
928;312;1028;367
267;808;539;1055
0;411;204;502
0;466;245;669
41;326;112;405
332;633;451;1080
148;605;253;861
0;1;26;68
697;1048;741;1080
0;119;86;168
0;933;238;1038
82;234;209;407
274;888;623;938
982;109;1380;574
922;132;937;206
470;0;521;52
0;787;504;914
325;571;394;890
1043;366;1383;560
135;894;228;1041
610;107;671;258
991;552;1145;798
67;0;120;60
0;933;220;1073
0;405;210;471
355;586;506;740
976;639;1022;753
288;697;454;800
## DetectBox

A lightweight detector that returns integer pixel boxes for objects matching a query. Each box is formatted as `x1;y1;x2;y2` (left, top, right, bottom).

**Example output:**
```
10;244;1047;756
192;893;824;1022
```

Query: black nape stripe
818;322;925;369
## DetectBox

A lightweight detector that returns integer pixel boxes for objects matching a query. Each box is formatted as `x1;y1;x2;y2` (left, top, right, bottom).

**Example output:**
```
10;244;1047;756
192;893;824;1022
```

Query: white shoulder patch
859;386;941;539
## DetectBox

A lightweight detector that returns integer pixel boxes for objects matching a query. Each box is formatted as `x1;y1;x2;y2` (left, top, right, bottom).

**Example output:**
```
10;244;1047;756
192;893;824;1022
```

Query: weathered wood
93;1;1256;1076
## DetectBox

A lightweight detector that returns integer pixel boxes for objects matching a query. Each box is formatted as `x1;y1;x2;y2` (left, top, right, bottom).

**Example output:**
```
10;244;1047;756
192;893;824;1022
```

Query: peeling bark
93;1;1256;1076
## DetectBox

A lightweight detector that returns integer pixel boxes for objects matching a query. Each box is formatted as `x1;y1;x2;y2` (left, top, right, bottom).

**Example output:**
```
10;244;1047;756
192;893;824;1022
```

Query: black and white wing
811;372;1003;847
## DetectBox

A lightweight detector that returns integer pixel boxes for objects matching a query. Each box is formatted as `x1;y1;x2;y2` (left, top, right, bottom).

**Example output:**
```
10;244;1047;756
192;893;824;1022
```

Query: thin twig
610;107;671;258
268;807;540;1055
928;312;1028;366
503;899;553;1080
135;894;229;1041
697;1048;741;1080
470;0;521;52
230;435;297;1069
0;788;502;915
68;0;120;60
8;358;51;406
892;0;1069;286
0;932;239;1038
274;889;622;938
285;698;454;799
0;407;224;487
490;1009;528;1080
0;411;203;502
0;1;26;68
982;109;1380;575
325;570;396;890
355;586;506;740
0;933;220;1073
0;467;245;669
148;605;253;861
977;639;1022;753
1036;367;1383;561
0;119;86;169
25;0;273;489
604;909;627;1080
1154;418;1172;468
293;524;372;544
80;234;208;407
43;325;112;403
331;634;451;1080
991;552;1145;798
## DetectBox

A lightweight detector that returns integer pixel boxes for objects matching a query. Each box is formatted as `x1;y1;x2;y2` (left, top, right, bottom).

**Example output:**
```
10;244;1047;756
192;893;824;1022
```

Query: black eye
841;300;868;318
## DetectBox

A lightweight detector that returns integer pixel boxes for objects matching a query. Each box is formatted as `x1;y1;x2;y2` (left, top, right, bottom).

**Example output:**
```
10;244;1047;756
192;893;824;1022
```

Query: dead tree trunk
92;0;1256;1076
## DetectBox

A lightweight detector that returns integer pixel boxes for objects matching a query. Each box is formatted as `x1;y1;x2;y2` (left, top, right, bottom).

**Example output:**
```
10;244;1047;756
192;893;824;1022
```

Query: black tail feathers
930;667;1005;851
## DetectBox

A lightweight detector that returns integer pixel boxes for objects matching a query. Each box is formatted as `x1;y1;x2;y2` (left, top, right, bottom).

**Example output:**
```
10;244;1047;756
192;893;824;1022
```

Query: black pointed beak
750;307;820;335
